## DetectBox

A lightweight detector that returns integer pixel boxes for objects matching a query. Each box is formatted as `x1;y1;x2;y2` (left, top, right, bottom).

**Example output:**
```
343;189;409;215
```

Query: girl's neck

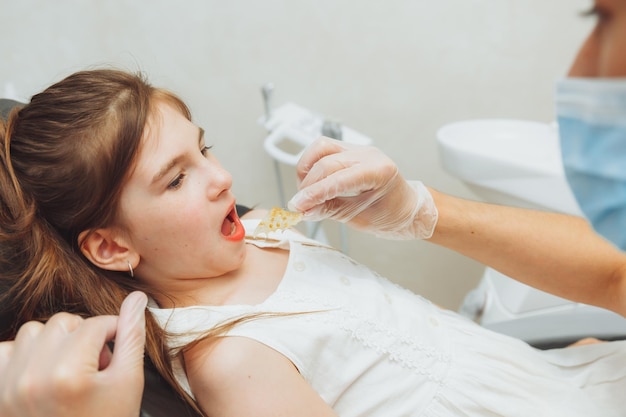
152;244;289;309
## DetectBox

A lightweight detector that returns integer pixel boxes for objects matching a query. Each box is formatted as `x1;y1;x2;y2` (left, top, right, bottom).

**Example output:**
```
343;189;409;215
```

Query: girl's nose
205;162;233;200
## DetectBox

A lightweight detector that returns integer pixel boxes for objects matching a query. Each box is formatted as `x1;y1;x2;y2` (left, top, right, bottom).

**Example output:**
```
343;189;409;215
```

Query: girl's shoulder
184;335;337;415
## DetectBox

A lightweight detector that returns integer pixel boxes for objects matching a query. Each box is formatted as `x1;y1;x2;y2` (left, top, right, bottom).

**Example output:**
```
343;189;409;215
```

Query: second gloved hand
288;137;438;240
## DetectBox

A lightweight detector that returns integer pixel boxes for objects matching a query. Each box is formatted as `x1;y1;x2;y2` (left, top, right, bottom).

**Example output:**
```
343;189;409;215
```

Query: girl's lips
222;207;245;241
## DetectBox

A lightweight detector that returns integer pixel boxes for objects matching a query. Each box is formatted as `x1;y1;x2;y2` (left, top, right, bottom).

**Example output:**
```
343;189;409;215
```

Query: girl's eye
168;173;186;190
201;145;213;157
166;145;213;190
580;5;610;21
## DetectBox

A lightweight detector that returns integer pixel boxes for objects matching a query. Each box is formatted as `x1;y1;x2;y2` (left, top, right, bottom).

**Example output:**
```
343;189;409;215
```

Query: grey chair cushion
0;98;22;120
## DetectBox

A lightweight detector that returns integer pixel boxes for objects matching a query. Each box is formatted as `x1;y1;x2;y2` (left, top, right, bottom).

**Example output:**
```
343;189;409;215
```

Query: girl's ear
78;228;137;272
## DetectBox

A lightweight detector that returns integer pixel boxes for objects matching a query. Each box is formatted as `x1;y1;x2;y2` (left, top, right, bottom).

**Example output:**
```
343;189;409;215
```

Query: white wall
1;0;593;309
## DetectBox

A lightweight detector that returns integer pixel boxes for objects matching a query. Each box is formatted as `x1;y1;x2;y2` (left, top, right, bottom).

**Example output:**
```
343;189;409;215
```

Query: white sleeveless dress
149;219;626;417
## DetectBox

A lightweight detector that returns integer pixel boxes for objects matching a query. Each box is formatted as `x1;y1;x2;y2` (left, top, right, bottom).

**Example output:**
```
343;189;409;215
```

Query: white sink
437;119;582;216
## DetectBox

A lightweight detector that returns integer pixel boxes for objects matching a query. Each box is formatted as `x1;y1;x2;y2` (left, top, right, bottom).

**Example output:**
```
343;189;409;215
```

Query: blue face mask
557;78;626;250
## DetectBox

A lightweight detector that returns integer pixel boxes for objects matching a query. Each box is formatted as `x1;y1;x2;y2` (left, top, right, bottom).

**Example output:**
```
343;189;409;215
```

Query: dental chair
0;98;208;417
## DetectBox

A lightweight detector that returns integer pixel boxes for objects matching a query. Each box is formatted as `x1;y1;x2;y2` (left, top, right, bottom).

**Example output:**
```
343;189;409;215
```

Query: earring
127;261;134;278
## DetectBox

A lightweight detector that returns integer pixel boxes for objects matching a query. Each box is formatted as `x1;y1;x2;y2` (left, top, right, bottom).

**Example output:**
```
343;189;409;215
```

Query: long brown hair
0;69;201;414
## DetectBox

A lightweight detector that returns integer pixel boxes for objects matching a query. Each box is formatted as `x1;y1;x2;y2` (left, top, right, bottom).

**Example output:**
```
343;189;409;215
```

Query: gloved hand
288;137;438;240
0;291;147;417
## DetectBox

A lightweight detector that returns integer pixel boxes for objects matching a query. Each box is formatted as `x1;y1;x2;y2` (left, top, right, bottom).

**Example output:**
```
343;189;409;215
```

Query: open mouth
221;207;245;241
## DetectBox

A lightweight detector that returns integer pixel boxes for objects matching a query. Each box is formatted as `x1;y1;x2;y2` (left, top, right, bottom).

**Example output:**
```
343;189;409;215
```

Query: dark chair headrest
0;98;24;121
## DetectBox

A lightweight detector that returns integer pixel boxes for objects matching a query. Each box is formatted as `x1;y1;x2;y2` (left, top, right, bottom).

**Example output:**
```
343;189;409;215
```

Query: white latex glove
0;291;148;417
288;137;438;240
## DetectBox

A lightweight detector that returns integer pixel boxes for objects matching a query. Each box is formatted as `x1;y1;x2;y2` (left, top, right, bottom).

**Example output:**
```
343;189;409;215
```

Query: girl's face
569;0;626;77
117;100;246;289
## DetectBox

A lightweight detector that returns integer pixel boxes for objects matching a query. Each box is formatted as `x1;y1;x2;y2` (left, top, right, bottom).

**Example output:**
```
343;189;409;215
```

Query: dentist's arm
290;137;626;316
0;291;148;417
429;190;626;317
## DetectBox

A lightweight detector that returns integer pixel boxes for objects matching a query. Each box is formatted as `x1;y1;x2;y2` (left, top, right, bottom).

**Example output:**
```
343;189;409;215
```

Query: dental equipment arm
288;137;438;240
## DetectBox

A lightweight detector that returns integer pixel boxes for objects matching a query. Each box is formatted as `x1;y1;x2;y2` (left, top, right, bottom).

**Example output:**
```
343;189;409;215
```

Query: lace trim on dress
272;289;451;385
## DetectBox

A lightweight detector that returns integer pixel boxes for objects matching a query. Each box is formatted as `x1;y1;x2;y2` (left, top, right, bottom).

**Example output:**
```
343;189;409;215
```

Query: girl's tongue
221;208;245;241
221;215;234;236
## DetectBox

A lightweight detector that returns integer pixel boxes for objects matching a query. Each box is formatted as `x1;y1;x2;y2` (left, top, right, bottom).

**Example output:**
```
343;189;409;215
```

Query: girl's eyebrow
151;127;205;185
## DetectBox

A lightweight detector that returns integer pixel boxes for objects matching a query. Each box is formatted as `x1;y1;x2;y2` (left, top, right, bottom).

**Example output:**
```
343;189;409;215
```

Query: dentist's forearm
428;189;626;316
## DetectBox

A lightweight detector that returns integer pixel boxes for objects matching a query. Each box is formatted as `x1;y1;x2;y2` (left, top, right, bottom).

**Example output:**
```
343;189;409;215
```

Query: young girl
1;69;625;417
